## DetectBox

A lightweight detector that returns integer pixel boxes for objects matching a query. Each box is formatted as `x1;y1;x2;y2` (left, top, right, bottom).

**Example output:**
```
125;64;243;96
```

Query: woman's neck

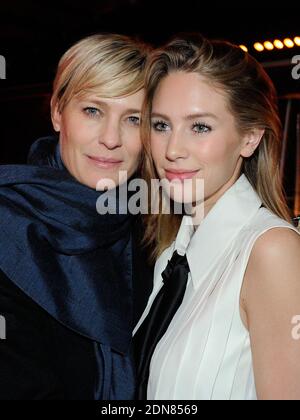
192;170;243;229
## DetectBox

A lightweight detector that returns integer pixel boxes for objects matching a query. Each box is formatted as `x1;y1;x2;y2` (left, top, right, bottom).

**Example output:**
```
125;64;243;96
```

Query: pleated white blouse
134;174;299;400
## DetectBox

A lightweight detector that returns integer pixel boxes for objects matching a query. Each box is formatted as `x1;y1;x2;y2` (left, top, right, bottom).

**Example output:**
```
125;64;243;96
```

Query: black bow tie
134;250;190;400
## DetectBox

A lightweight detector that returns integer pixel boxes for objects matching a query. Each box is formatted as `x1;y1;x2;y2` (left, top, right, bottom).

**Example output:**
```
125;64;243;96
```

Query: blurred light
284;38;295;48
244;36;299;54
264;41;274;50
240;45;248;52
274;39;284;49
254;42;264;52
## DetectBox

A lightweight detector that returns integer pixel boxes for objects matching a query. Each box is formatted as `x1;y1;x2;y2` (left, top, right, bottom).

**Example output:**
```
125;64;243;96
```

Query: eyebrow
82;98;142;115
123;109;142;115
151;112;219;121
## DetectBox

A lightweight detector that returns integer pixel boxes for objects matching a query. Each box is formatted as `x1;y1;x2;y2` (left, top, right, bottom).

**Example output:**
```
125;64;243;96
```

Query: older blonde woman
0;34;151;400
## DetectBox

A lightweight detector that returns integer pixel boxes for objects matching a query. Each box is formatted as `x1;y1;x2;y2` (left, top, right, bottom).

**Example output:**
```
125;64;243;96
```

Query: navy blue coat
0;218;153;400
0;137;154;400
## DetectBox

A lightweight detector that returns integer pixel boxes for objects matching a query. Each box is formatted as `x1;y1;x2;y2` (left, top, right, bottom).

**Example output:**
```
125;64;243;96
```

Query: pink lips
165;169;199;182
87;155;123;169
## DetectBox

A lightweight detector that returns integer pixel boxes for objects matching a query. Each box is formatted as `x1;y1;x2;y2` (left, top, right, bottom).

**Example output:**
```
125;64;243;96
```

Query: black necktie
134;250;190;400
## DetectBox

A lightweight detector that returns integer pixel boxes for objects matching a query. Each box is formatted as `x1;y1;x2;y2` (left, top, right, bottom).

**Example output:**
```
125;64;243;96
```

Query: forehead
74;89;145;111
152;72;229;118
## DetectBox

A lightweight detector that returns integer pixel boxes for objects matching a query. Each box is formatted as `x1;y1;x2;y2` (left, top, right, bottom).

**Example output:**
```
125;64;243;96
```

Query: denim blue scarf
0;136;135;355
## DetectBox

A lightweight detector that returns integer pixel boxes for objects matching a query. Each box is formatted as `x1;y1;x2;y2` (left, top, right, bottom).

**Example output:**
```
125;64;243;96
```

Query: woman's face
150;72;262;207
52;89;145;190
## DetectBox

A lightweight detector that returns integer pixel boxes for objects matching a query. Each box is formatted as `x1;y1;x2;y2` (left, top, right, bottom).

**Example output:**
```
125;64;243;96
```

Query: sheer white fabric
134;175;300;400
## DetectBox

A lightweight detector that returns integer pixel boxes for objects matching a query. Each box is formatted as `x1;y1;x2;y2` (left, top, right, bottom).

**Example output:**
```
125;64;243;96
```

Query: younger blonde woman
134;34;300;400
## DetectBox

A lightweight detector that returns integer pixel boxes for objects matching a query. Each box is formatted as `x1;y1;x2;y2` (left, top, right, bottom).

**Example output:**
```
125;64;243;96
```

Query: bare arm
243;227;300;400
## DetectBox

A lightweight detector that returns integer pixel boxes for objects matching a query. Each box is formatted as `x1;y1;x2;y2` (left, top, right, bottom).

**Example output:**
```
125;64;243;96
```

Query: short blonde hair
52;33;150;112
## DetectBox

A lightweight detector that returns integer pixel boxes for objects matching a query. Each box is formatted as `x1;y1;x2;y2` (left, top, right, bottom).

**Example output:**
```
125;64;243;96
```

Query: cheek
151;135;165;164
60;114;96;148
124;131;143;164
194;134;240;166
133;130;143;153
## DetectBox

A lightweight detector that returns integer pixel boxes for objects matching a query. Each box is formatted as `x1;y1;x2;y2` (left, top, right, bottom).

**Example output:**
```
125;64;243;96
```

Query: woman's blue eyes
152;121;170;132
83;108;140;125
83;107;101;117
152;120;212;134
128;116;141;126
192;122;212;134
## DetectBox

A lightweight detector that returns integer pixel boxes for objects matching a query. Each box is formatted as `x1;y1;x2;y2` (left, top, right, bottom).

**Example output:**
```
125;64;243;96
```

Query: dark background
0;0;300;213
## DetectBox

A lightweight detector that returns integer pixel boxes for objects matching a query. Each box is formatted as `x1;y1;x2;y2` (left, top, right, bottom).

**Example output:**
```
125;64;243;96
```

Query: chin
85;169;119;190
82;178;99;190
164;183;202;204
163;192;190;206
80;174;112;190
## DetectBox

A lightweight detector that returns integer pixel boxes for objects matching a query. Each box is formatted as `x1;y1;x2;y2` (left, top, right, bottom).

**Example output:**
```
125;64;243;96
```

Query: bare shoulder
241;227;300;327
241;227;300;399
245;227;300;280
250;226;300;258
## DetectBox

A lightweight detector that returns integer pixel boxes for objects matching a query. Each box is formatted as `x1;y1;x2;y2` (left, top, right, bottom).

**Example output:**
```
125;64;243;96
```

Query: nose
98;119;122;150
165;130;189;161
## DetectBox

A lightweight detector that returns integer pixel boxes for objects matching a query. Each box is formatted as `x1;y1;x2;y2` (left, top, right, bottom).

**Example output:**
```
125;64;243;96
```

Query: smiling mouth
86;155;123;169
165;169;200;182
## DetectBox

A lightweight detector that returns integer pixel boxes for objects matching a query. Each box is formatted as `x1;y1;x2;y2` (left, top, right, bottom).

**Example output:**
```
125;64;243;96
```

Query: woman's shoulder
241;208;300;307
244;207;300;281
239;207;299;253
249;225;300;265
248;207;298;233
240;213;300;333
242;211;300;309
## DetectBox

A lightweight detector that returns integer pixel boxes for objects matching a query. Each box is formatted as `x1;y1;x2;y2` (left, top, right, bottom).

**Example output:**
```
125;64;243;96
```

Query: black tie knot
161;251;189;285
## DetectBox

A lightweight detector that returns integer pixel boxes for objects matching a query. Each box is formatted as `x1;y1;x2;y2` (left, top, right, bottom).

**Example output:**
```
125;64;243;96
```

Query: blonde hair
52;33;150;112
141;34;292;261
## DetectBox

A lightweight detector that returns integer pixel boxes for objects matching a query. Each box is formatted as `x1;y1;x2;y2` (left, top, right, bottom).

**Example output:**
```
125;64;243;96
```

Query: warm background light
254;42;264;52
274;39;284;49
284;38;295;48
264;41;274;50
239;45;248;52
294;37;300;46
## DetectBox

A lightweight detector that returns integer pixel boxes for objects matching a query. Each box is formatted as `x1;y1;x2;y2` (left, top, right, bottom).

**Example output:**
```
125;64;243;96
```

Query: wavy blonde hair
51;33;150;112
141;34;292;262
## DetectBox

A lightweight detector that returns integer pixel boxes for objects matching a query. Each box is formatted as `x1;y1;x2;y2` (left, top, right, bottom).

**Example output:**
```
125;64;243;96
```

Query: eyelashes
82;107;140;126
151;120;212;134
191;122;212;134
83;107;102;118
127;116;141;126
152;120;170;132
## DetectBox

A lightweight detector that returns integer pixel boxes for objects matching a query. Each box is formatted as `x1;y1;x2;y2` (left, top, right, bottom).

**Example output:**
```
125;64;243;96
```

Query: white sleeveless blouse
133;175;300;400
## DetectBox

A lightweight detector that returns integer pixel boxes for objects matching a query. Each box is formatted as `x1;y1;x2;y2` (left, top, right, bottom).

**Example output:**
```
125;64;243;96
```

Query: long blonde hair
141;34;292;261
